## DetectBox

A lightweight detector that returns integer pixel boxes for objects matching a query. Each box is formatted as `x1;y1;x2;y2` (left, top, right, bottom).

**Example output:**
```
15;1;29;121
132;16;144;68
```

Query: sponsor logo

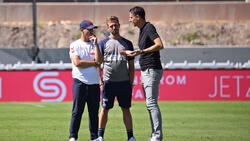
209;75;250;98
33;72;66;102
132;74;187;100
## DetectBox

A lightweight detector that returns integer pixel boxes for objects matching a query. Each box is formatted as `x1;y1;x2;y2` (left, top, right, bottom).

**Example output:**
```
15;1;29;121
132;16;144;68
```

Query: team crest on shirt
89;47;95;58
70;47;75;53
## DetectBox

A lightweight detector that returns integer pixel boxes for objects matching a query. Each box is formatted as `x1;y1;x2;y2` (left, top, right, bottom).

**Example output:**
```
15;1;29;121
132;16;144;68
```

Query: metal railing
0;60;249;71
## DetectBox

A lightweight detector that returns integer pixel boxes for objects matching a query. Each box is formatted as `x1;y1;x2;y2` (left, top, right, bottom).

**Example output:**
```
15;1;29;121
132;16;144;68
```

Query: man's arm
94;44;103;65
128;59;135;85
93;38;103;88
90;35;103;65
71;55;98;68
97;66;103;90
126;37;164;57
141;37;164;53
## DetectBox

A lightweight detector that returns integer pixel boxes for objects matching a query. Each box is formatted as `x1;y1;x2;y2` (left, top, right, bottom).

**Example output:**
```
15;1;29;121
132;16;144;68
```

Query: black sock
98;128;105;138
127;129;134;140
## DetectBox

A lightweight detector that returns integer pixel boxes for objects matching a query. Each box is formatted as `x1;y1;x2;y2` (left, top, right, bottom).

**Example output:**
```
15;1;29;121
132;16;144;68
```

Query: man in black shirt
127;6;164;141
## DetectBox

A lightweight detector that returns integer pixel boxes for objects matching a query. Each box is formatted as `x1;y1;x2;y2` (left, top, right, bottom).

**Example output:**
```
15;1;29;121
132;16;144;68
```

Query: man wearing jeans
127;6;164;141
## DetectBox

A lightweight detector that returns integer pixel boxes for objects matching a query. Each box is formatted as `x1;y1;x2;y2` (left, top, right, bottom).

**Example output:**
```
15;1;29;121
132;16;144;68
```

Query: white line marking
19;103;46;108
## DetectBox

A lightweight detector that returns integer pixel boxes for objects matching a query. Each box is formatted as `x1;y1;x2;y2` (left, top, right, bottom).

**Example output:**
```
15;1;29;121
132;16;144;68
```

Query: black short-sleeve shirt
139;22;162;71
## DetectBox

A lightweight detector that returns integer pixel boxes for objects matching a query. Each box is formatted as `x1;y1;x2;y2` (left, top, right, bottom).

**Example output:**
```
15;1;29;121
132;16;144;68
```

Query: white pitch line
19;103;46;108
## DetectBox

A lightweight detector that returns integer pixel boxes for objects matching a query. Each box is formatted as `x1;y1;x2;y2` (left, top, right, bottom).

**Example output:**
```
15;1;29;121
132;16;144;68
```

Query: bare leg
121;107;133;130
99;108;109;129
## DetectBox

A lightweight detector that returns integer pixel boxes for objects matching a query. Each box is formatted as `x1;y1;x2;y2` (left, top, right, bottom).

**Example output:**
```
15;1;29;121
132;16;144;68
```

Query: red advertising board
0;70;249;102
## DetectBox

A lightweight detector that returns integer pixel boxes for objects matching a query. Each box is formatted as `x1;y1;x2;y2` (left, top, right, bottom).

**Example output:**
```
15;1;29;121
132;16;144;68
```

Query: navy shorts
101;80;132;109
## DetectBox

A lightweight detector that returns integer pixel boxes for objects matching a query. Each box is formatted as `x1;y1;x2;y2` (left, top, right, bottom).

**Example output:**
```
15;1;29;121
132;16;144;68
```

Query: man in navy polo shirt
127;6;164;141
69;20;101;141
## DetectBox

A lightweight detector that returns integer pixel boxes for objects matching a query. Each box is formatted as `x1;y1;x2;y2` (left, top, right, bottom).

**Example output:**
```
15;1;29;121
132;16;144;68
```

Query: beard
110;30;119;36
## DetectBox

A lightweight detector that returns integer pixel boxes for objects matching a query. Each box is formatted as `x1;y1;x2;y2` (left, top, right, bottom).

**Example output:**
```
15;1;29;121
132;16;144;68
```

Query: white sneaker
69;138;76;141
98;136;104;141
148;137;162;141
127;137;136;141
91;138;100;141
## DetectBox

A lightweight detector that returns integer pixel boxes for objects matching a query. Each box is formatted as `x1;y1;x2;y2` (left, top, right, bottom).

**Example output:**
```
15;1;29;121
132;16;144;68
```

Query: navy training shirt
98;37;134;82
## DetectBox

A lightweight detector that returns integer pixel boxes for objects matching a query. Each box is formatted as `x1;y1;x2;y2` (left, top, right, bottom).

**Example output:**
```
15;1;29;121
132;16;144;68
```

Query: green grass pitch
0;101;250;141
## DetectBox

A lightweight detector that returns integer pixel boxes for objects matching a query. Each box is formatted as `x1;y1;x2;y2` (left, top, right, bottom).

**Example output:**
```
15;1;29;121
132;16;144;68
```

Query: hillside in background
0;21;250;48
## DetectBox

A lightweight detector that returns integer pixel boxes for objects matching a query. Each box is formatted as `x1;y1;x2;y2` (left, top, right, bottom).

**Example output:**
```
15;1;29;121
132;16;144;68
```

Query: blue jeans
141;68;163;139
69;78;100;140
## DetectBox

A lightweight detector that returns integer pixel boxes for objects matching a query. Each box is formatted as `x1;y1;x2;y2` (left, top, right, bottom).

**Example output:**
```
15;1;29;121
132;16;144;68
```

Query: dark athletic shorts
101;80;132;109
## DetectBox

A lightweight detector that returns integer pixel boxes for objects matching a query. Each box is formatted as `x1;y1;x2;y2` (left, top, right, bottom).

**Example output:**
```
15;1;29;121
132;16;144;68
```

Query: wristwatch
141;49;145;54
94;44;98;48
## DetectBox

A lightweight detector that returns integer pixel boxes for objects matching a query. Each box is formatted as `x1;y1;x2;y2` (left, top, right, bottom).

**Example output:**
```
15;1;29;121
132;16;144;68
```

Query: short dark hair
129;6;145;20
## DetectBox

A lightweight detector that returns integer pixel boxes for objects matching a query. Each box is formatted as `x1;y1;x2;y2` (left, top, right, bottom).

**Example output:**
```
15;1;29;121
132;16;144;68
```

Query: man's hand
89;35;97;45
120;50;134;55
121;49;142;57
94;60;101;67
99;79;103;91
